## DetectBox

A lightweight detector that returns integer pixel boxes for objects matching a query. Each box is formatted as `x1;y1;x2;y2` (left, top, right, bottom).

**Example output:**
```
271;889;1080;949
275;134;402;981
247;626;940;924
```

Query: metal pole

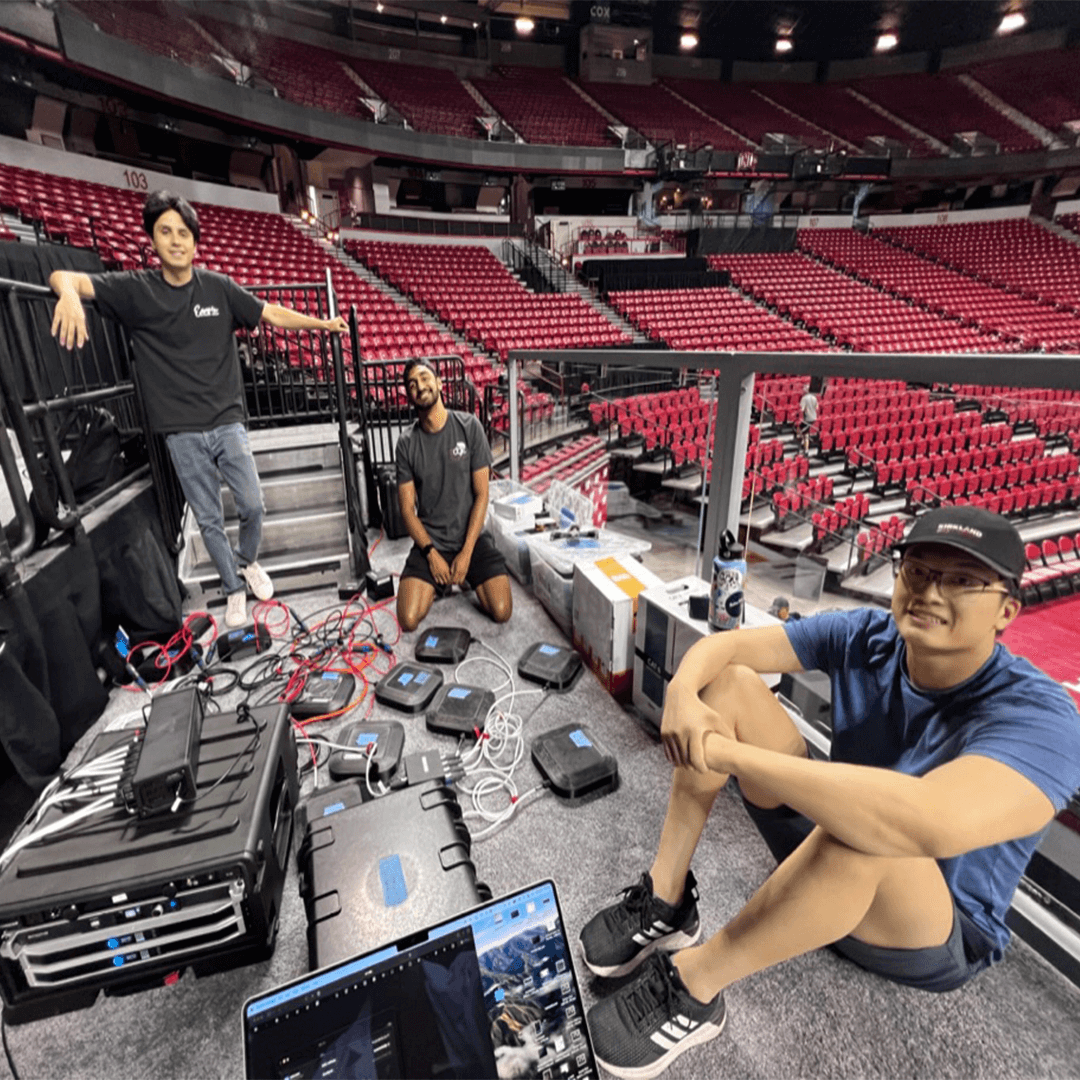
508;357;520;482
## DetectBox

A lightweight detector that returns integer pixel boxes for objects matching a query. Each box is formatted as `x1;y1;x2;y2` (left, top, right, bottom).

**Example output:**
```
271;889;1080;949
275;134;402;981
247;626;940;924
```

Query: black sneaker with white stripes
587;951;727;1080
579;870;701;978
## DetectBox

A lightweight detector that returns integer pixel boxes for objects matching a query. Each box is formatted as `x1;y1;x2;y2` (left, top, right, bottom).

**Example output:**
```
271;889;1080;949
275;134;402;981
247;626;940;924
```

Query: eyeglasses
894;556;1010;598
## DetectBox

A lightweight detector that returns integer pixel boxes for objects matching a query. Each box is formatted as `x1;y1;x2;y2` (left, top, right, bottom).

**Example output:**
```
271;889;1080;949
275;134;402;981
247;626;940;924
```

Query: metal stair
177;422;357;601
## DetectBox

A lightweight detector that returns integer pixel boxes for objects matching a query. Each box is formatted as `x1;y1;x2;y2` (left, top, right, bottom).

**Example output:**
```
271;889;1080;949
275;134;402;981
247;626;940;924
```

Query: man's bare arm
704;736;1055;859
260;305;347;333
48;270;95;350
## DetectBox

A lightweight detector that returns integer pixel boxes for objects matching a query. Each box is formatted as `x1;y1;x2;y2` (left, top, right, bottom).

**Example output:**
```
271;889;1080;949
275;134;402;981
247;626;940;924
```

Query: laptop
243;879;598;1080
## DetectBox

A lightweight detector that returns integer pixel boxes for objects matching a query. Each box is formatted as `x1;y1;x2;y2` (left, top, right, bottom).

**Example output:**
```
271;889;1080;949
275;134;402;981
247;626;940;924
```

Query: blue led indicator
113;957;124;967
107;938;119;950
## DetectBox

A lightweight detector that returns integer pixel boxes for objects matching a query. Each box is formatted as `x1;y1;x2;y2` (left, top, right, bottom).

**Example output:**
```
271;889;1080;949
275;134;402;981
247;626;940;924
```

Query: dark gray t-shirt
395;410;491;552
90;268;264;434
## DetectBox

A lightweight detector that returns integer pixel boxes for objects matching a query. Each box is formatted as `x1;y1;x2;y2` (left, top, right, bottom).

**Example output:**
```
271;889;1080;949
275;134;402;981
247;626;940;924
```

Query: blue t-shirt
784;607;1080;958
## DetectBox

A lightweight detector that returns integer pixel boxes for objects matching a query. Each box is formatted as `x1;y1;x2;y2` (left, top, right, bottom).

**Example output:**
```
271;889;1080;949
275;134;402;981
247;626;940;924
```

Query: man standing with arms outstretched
581;507;1080;1079
395;359;512;633
49;190;347;627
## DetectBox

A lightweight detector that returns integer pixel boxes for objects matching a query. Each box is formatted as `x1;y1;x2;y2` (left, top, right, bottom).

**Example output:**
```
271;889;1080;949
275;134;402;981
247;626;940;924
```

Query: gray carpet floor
3;537;1079;1080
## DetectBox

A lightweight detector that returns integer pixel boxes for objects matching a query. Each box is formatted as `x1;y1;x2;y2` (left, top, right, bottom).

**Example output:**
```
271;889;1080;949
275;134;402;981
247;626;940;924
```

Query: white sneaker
225;590;248;628
241;562;274;601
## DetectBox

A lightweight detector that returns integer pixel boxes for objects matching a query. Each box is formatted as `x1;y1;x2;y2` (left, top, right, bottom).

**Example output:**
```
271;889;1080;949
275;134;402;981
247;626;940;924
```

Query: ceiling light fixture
680;32;698;50
775;37;793;53
875;31;898;52
516;15;535;34
998;10;1027;33
375;2;383;11
440;14;447;23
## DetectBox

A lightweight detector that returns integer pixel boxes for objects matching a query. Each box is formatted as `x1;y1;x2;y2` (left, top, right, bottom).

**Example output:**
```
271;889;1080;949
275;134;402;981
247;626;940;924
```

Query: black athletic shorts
401;531;507;590
742;796;997;992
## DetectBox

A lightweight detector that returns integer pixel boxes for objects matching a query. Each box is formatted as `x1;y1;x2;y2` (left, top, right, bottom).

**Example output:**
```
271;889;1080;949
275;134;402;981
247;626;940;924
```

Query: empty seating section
608;287;833;353
471;68;612;147
72;1;219;71
877;219;1080;310
520;436;606;492
755;82;921;152
346;240;629;361
713;251;1007;352
852;74;1040;153
1022;531;1080;603
946;384;1080;440
799;228;1080;350
197;17;371;119
579;81;742;150
663;80;829;150
350;59;482;140
968;50;1080;133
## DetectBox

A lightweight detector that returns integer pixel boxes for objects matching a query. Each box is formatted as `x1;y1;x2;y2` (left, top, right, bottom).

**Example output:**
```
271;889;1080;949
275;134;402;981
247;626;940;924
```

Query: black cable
2;1013;20;1080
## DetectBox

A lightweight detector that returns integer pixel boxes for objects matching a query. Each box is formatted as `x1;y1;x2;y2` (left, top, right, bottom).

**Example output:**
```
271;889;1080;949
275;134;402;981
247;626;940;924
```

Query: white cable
0;795;116;872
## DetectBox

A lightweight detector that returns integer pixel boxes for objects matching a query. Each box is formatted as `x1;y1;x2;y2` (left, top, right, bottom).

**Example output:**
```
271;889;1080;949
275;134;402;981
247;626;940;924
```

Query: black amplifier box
0;704;298;1024
296;781;486;970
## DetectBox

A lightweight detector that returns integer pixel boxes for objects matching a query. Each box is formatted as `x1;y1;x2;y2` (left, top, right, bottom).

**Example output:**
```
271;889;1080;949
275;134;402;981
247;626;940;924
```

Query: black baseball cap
893;506;1026;583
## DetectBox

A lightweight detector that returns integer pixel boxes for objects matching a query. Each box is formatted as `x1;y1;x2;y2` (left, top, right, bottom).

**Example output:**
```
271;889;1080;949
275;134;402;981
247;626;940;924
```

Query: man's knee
486;593;512;623
702;663;806;760
478;578;512;623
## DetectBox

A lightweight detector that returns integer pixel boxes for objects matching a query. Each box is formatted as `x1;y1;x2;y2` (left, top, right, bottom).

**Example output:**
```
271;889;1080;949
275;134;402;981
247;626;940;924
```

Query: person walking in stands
395;358;512;633
581;506;1080;1080
49;190;347;628
798;379;820;453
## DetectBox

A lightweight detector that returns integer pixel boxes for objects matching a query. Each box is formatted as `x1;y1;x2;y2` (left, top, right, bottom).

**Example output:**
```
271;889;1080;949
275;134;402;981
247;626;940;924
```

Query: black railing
0;277;153;570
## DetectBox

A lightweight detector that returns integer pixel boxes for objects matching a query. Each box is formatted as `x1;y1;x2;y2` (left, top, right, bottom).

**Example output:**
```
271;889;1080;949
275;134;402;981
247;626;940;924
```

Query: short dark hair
143;190;200;243
402;358;437;385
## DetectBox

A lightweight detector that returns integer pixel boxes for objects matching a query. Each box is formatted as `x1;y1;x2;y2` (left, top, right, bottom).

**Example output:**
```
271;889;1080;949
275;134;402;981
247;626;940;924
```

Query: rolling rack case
296;780;488;970
0;704;298;1024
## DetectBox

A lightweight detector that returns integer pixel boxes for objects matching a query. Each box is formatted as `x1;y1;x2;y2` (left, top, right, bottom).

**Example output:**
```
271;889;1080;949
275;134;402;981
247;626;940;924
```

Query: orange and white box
572;556;665;701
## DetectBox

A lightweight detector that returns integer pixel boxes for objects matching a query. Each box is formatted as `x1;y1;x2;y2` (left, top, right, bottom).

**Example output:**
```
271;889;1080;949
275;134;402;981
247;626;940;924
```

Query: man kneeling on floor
395;359;512;632
581;507;1080;1079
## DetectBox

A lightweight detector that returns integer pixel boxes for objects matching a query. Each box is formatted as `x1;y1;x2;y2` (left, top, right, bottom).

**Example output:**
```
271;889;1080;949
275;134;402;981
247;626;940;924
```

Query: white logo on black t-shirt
193;305;221;318
451;441;467;458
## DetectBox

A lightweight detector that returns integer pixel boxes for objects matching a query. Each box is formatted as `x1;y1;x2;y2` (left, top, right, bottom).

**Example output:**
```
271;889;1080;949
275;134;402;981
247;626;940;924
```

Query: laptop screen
243;879;597;1080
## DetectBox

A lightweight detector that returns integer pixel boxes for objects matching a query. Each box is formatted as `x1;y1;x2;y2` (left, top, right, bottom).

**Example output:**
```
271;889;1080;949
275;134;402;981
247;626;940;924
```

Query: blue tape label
538;644;560;656
448;687;471;699
424;635;439;648
398;672;413;685
320;671;340;681
379;854;408;907
415;670;430;684
569;729;592;748
353;733;379;747
322;802;346;817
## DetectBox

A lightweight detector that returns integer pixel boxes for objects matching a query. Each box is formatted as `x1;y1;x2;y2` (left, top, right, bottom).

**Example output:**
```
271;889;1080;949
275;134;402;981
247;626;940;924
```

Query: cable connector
401;749;464;786
375;634;393;655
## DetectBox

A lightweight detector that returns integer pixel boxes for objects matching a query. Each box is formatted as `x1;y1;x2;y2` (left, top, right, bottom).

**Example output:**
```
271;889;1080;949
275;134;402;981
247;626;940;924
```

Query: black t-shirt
90;268;264;434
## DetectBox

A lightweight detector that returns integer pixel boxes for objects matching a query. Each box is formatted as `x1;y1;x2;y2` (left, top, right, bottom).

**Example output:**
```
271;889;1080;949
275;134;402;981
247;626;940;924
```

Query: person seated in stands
395;359;512;633
581;506;1080;1080
49;190;347;628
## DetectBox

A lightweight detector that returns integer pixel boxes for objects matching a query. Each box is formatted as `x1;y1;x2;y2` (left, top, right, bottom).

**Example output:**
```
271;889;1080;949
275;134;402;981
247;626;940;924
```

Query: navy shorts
401;531;507;590
742;797;996;992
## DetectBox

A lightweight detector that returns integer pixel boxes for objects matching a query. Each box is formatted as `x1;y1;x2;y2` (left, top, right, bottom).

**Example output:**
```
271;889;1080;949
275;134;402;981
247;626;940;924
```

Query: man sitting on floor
580;506;1080;1080
395;359;512;633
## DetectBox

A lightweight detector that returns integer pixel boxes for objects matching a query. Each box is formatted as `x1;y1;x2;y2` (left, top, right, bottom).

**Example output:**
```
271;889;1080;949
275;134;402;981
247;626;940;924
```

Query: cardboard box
532;556;573;636
572;556;665;701
632;576;781;728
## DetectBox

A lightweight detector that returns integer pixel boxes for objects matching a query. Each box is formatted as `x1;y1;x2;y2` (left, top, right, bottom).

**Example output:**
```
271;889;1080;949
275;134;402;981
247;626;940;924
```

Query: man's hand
51;291;88;350
661;677;735;773
450;549;473;587
323;316;348;333
428;549;451;586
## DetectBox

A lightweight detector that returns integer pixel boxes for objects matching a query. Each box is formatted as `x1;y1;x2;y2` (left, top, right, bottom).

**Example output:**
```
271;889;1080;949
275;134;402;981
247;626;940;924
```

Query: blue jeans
165;423;264;596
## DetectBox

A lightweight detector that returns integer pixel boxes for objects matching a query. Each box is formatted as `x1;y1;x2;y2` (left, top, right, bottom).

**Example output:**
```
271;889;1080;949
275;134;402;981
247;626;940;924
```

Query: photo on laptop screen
243;880;597;1080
